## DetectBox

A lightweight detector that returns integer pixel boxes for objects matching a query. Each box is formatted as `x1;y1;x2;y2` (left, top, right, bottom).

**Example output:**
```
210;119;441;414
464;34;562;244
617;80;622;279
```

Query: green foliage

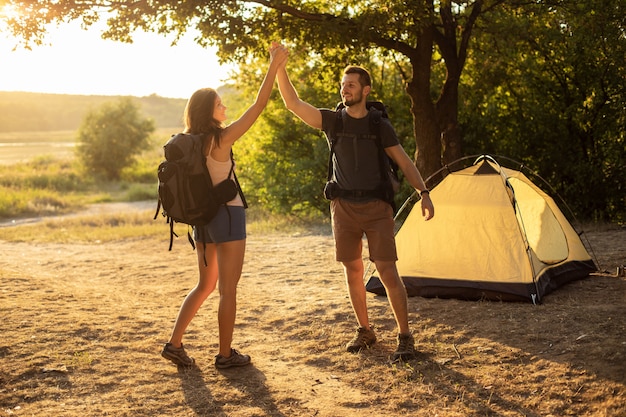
0;185;67;219
238;101;330;216
459;0;625;222
76;98;155;180
223;55;330;216
4;0;624;222
233;94;328;215
122;184;156;202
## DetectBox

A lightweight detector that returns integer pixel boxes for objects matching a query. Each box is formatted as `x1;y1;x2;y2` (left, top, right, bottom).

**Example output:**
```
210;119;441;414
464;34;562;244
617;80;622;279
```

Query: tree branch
248;0;418;58
248;0;335;22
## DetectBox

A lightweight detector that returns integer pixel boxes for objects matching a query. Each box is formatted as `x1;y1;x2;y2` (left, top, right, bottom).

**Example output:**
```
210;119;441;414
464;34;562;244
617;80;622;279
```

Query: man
276;55;434;361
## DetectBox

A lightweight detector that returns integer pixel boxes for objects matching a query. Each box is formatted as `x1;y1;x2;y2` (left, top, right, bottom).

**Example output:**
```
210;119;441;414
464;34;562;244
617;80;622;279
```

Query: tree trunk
406;26;442;180
436;69;463;165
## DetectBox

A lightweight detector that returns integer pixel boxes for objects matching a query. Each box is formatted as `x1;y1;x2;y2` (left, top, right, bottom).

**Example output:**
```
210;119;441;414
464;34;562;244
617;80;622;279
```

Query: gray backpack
154;133;242;250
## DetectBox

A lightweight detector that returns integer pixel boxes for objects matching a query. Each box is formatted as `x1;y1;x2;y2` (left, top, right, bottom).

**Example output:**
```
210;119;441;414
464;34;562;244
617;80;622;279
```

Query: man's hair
343;65;371;87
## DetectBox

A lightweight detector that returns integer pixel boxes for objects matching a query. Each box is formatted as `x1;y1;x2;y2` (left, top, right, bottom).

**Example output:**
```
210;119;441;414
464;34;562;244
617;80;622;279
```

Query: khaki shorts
330;198;397;262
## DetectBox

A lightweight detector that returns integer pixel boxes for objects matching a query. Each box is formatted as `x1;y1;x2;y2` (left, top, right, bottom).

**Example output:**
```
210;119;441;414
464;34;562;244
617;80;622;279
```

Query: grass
0;211;159;243
0;205;329;244
0;135;163;220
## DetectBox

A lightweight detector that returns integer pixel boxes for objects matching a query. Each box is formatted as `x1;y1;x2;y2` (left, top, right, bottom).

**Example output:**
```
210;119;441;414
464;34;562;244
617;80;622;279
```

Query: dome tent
366;155;597;303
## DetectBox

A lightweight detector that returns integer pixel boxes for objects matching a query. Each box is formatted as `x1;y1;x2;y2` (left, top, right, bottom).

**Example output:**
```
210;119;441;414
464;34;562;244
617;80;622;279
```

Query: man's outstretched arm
276;57;323;130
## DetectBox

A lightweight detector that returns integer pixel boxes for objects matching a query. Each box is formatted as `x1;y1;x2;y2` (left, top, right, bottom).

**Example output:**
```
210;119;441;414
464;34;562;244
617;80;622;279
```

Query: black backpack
326;101;401;210
154;133;243;250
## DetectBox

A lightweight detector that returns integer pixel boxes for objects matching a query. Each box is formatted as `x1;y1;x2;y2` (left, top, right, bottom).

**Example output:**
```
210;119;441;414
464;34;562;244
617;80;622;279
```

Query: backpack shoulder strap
197;133;215;188
368;106;383;136
367;107;384;151
326;108;344;181
230;150;248;208
367;107;398;182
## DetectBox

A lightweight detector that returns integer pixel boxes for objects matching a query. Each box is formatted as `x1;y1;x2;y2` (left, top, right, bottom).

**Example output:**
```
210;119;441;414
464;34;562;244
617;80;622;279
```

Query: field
0;131;77;165
0;129;178;166
0;208;624;417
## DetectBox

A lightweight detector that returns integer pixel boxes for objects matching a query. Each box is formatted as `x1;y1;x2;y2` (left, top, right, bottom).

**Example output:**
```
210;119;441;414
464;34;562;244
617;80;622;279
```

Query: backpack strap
369;109;400;211
368;109;390;184
327;110;344;182
168;217;179;251
230;150;248;208
153;198;162;221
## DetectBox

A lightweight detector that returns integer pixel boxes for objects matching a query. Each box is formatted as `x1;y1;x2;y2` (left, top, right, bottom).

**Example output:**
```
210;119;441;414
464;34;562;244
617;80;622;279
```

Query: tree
459;0;626;221
7;1;623;221
2;0;505;179
76;97;154;180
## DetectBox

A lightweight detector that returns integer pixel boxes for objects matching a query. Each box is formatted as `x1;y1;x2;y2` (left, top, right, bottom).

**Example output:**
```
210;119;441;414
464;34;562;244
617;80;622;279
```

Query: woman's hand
270;42;289;68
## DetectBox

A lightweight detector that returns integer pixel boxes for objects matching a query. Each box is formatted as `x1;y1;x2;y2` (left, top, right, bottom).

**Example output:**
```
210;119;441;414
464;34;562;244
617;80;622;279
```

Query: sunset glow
0;19;234;98
0;4;20;19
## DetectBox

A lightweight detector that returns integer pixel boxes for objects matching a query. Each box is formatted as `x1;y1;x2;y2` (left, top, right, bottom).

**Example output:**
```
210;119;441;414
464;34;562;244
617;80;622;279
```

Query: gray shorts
193;205;246;243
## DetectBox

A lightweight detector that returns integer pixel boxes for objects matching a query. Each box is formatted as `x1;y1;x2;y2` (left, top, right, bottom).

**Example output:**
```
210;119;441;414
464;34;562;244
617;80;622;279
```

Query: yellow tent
367;156;596;303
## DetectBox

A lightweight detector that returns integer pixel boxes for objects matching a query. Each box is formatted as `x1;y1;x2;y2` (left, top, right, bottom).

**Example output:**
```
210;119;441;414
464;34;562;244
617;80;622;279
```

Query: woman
161;43;288;369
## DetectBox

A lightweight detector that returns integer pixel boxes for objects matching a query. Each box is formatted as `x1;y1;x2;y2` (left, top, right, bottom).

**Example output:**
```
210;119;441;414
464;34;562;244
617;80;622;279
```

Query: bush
76;98;155;180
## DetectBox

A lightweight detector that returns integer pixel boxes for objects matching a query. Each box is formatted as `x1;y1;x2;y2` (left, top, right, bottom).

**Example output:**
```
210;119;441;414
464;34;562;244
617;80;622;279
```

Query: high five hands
269;42;289;66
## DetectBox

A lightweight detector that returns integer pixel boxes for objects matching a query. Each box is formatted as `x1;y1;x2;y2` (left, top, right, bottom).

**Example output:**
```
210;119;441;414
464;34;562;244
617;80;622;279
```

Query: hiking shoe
346;327;377;353
161;343;195;367
392;333;416;362
215;348;251;369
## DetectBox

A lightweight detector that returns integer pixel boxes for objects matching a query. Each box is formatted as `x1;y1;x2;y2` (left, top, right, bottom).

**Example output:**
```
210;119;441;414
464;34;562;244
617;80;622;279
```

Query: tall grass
0;153;158;219
0;128;176;220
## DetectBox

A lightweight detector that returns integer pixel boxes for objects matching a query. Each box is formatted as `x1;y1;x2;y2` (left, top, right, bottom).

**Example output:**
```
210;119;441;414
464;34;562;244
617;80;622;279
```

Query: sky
0;20;235;99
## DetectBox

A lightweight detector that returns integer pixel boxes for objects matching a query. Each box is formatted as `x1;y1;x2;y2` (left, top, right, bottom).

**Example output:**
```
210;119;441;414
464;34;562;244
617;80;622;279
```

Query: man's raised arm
276;62;323;130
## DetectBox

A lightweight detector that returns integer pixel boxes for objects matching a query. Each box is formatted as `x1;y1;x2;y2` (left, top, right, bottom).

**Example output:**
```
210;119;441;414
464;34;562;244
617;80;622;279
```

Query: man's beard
342;91;363;107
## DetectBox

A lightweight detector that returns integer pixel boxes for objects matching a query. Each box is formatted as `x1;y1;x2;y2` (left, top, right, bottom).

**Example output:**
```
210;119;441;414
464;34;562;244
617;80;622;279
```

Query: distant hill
0;90;231;133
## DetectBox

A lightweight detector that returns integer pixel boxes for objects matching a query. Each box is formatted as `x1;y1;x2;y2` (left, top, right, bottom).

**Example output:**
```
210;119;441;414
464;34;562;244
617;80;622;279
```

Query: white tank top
206;153;243;207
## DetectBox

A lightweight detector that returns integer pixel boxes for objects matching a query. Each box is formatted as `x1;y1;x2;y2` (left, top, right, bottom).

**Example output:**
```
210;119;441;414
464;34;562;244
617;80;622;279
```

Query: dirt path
0;224;624;416
0;232;382;416
0;201;156;228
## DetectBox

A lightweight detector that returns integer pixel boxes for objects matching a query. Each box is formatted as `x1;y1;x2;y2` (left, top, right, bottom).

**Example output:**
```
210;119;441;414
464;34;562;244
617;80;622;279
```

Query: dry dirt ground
0;213;624;417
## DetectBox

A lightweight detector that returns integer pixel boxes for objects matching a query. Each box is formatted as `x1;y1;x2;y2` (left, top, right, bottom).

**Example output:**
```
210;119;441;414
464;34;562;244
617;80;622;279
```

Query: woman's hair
343;65;372;88
183;88;223;149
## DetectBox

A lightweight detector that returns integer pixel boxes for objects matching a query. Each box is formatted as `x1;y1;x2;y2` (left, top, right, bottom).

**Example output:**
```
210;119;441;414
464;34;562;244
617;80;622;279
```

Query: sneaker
346;327;377;353
392;333;416;362
215;348;251;369
161;342;195;367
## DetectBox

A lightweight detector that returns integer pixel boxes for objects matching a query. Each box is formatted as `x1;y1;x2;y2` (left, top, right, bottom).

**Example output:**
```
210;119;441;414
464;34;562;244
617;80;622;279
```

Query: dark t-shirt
321;108;399;192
